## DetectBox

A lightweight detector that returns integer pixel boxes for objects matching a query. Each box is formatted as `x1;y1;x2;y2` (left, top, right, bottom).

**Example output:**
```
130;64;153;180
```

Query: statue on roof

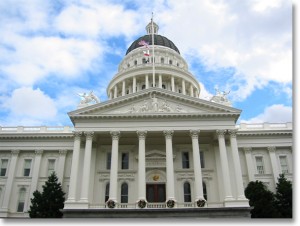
210;88;232;106
77;91;100;108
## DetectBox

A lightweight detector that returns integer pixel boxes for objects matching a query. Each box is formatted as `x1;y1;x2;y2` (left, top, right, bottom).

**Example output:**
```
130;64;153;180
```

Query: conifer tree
245;180;279;218
28;172;65;218
275;174;292;218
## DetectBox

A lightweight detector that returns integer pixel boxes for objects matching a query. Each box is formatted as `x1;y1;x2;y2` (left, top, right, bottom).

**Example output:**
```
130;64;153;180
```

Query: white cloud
4;87;57;124
1;34;101;86
199;82;213;100
241;104;292;123
158;0;292;102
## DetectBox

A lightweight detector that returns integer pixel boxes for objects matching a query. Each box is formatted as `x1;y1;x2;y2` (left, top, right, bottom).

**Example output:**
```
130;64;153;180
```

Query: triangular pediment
68;88;241;119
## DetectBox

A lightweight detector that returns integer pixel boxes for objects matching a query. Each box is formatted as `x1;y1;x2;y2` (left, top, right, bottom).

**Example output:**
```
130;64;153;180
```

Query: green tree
274;174;292;218
245;180;279;218
28;172;65;218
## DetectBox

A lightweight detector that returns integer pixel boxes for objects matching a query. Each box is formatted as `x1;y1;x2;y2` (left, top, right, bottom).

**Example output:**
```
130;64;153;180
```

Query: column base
0;208;9;217
224;199;250;207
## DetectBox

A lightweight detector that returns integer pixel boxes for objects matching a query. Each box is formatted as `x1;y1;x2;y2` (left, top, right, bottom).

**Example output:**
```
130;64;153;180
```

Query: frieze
114;94;187;114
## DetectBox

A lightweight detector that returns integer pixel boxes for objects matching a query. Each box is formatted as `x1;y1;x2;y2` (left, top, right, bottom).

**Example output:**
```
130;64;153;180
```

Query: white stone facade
0;21;293;218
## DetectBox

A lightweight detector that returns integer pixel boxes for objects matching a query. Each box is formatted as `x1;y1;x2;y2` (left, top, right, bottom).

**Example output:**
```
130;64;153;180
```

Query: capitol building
0;21;293;218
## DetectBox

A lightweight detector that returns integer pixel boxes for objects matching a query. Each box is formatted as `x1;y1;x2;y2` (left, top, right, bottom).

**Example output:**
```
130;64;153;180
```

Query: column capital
163;130;174;139
190;130;200;139
228;129;238;138
110;131;121;140
73;131;82;140
216;129;226;138
84;131;94;140
267;146;276;153
59;149;68;155
35;149;44;155
11;149;20;155
137;131;147;140
243;147;252;154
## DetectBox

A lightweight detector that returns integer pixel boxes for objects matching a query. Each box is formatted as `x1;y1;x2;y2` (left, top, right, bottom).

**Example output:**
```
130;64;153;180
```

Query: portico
64;118;249;210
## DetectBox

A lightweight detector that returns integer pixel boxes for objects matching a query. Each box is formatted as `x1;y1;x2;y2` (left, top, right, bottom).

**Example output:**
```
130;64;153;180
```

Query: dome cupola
107;20;201;100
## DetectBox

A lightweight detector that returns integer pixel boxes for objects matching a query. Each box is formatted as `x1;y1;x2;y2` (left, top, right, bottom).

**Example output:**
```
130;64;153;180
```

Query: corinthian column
1;150;19;213
163;130;176;205
216;130;234;202
190;130;205;202
80;132;94;204
65;131;82;204
228;130;247;201
137;131;147;202
268;146;280;183
108;131;120;206
29;150;43;200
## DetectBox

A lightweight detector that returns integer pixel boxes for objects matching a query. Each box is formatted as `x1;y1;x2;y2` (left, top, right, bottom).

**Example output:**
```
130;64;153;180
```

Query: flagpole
151;12;155;87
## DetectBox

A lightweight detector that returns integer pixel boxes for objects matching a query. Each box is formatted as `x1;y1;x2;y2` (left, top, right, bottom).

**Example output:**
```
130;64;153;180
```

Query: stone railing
0;126;74;133
236;122;292;130
89;202;223;209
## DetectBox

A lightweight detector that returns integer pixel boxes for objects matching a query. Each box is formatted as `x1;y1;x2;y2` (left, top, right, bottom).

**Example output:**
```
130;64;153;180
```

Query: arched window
161;58;165;64
169;60;172;65
142;84;146;90
105;183;110;202
203;182;207;201
162;84;166;89
183;182;191;202
134;60;137;65
17;188;26;212
121;183;128;203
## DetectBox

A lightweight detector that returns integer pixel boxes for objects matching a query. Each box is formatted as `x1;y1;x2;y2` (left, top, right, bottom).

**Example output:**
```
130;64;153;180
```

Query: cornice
237;131;292;136
0;133;73;140
70;112;240;120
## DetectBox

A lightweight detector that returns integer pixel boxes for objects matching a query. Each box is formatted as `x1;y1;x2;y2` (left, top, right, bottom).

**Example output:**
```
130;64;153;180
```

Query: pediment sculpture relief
116;94;187;114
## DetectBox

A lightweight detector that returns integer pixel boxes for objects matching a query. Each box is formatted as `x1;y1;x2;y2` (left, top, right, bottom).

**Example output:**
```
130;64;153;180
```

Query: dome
125;34;180;55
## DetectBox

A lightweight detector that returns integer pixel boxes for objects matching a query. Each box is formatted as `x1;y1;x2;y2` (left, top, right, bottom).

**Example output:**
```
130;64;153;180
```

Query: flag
138;40;149;47
143;49;150;56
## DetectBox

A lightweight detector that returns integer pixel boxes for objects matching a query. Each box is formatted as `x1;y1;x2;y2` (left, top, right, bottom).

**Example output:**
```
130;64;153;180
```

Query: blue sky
0;0;293;126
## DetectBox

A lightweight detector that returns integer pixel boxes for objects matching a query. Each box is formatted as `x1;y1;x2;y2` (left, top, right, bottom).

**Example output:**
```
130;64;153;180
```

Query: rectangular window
48;159;55;176
106;152;111;170
279;156;289;174
255;156;264;174
182;152;190;169
200;151;205;169
0;159;8;176
121;153;129;170
23;159;32;177
17;188;26;212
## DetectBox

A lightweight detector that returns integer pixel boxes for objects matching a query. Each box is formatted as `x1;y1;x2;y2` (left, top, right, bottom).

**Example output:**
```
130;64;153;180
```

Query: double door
146;184;166;203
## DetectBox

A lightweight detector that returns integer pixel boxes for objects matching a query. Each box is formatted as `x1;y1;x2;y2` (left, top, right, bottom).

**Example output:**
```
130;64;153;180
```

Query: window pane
200;151;205;168
106;153;111;170
183;182;191;202
105;183;109;202
122;153;129;170
255;156;264;174
121;183;128;203
17;202;25;212
48;159;55;176
279;156;289;174
182;152;189;169
24;159;31;176
0;159;8;176
17;188;26;212
203;182;207;201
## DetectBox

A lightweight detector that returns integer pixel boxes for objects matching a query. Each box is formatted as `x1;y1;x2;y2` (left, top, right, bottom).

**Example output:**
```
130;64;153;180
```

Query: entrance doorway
146;184;166;203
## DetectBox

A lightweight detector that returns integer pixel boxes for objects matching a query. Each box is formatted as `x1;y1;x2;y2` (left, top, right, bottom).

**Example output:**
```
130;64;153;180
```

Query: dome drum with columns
107;21;201;100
